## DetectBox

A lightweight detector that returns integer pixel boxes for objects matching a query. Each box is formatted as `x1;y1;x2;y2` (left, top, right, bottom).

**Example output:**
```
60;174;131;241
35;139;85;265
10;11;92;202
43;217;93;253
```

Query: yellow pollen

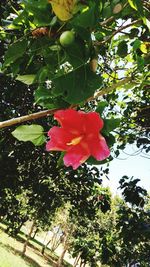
67;136;83;146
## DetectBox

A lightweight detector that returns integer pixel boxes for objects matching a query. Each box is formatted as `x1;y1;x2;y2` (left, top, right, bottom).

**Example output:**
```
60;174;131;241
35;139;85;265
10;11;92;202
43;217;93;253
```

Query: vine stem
0;77;132;129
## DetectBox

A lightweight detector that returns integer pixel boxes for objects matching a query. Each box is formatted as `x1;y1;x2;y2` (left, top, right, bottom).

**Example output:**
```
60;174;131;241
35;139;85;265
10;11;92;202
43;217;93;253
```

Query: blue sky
102;144;150;195
101;19;150;195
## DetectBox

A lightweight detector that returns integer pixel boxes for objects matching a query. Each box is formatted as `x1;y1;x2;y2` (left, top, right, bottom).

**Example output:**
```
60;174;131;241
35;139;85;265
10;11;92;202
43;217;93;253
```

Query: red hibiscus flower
46;109;110;170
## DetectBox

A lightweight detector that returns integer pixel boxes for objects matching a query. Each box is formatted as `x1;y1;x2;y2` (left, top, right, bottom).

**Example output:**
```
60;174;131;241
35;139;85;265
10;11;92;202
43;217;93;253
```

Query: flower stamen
67;136;83;146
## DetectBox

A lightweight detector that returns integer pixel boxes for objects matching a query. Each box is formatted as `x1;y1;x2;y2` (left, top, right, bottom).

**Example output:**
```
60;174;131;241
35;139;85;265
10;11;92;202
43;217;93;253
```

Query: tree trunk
82;261;86;267
56;247;67;267
41;237;51;255
56;233;68;267
79;259;84;267
73;252;82;267
22;220;35;256
51;226;60;251
32;227;38;239
41;231;49;255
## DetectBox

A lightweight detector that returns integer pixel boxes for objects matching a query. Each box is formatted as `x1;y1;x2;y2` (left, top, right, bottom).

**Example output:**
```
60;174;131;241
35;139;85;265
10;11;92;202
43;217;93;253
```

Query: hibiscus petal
54;109;84;134
84;112;104;133
90;135;110;161
63;142;90;170
46;126;72;151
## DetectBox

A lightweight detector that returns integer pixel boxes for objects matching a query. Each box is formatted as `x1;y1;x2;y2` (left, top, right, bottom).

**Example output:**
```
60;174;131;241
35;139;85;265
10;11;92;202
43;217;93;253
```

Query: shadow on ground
0;241;56;267
0;224;72;267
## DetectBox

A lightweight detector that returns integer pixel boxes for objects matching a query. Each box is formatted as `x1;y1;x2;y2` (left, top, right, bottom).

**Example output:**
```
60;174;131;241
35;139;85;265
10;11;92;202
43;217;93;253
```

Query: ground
0;222;66;267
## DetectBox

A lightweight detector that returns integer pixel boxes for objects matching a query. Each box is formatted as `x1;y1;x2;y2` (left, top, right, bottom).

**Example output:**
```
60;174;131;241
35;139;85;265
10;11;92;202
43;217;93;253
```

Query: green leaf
65;40;88;68
133;39;141;51
34;86;52;103
12;10;28;25
12;125;46;146
102;5;112;18
57;152;65;168
134;0;144;16
74;27;91;42
96;101;108;116
52;65;102;104
128;0;137;10
102;118;120;136
87;155;113;166
23;0;52;26
16;74;36;85
3;38;28;67
31;135;46;146
128;0;144;16
117;41;128;58
34;86;69;109
105;133;116;148
142;17;150;31
71;3;98;28
136;55;145;71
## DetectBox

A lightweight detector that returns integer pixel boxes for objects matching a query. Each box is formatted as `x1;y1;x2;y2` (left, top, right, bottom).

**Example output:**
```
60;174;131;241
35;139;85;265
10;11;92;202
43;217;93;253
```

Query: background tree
0;1;150;266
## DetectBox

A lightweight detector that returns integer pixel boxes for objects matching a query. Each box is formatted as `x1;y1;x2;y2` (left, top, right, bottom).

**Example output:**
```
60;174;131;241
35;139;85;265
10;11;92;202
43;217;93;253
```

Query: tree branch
0;77;132;129
99;2;129;27
87;77;132;102
0;109;58;129
96;19;141;45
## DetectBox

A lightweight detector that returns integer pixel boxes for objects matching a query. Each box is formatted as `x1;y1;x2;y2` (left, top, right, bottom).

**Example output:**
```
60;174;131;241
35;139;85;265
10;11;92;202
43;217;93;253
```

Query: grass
0;228;54;267
0;223;72;267
0;245;32;267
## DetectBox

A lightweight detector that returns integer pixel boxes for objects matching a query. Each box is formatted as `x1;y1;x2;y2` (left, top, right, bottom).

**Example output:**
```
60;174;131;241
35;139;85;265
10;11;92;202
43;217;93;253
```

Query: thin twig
96;19;141;45
99;2;129;27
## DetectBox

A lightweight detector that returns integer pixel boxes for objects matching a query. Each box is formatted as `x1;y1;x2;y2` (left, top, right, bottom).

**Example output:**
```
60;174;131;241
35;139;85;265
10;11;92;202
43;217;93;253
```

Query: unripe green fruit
59;31;75;47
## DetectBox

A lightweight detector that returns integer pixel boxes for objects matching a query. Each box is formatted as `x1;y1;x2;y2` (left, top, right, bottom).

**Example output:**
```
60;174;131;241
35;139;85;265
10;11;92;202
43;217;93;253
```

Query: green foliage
0;1;150;265
16;75;36;85
128;0;144;16
12;125;46;146
119;175;148;207
21;0;52;26
117;40;128;58
3;38;28;68
71;2;99;28
102;118;120;136
96;101;108;116
53;65;102;104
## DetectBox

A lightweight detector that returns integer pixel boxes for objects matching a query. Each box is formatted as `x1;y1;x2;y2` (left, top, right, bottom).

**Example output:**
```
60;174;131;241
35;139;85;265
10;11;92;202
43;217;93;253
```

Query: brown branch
0;109;58;129
96;19;141;45
0;77;132;129
100;16;114;27
99;2;129;27
87;77;132;102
